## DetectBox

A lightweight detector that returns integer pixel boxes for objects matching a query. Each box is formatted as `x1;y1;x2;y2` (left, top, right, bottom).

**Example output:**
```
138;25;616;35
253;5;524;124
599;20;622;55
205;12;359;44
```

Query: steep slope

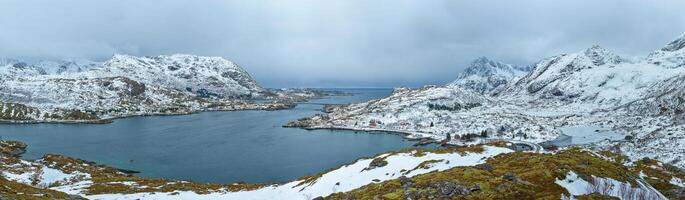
498;45;683;110
82;54;266;98
646;34;685;68
597;73;685;168
447;57;529;94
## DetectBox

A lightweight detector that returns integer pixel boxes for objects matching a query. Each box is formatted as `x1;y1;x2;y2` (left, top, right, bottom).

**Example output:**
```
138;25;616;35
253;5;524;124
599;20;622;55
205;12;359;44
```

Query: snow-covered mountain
287;85;562;143
0;54;293;122
0;59;100;76
602;73;685;166
0;62;47;81
82;54;266;98
447;57;529;94
645;34;685;68
34;59;101;75
489;44;685;113
290;34;685;169
1;54;267;98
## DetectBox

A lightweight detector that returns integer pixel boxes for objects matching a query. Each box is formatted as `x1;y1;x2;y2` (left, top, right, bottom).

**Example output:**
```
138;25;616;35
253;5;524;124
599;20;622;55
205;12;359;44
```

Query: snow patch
87;146;512;200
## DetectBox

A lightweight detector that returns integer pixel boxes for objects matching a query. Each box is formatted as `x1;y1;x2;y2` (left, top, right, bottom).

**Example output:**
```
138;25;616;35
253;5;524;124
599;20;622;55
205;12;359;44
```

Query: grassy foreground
2;140;684;199
325;149;685;200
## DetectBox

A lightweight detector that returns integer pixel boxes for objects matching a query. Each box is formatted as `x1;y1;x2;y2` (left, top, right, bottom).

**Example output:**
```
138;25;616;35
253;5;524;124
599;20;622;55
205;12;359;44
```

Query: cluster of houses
435;125;531;145
362;119;532;145
369;119;380;128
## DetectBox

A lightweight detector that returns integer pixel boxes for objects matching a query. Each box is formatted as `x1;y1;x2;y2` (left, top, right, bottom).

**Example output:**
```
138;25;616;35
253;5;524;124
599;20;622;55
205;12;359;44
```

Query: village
364;119;539;152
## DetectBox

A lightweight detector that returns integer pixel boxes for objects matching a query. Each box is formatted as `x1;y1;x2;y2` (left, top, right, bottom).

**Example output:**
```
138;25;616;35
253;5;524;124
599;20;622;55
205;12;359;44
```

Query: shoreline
0;89;354;125
286;125;441;141
287;125;547;151
0;103;296;125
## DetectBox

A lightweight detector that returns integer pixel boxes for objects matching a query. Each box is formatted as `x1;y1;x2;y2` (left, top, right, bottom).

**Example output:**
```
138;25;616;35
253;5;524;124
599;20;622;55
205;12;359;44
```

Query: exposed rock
0;102;40;121
474;164;494;172
398;176;413;189
502;172;518;183
364;157;388;171
550;87;564;96
431;181;473;196
662;34;685;52
668;187;685;199
63;110;100;121
0;140;27;157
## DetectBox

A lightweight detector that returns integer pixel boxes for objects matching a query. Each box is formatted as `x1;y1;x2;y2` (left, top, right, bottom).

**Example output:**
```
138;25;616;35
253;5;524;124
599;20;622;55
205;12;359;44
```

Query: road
482;138;543;153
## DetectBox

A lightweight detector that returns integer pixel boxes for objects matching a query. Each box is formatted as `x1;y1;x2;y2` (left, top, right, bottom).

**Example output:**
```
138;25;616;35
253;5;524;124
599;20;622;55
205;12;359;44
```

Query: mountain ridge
0;54;299;123
447;57;530;94
289;33;685;170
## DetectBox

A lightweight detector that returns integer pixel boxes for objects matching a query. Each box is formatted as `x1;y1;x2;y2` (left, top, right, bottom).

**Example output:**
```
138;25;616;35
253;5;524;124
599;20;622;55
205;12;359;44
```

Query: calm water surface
0;88;416;184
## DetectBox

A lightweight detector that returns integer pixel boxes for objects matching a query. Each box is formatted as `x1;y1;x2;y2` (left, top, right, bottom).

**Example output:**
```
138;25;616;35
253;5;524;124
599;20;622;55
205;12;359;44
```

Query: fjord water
0;89;414;184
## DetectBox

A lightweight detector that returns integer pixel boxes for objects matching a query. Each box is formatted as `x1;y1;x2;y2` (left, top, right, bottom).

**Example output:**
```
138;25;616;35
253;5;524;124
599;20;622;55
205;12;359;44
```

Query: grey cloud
1;0;684;87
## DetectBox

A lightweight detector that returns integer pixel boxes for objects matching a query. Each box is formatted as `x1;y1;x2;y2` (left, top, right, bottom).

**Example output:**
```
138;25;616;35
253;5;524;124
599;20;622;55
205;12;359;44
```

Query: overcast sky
1;0;684;88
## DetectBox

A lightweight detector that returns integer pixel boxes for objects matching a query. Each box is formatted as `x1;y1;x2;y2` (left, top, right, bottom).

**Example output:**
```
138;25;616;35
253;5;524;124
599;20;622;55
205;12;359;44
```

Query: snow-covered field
0;142;514;200
556;171;666;200
83;147;511;200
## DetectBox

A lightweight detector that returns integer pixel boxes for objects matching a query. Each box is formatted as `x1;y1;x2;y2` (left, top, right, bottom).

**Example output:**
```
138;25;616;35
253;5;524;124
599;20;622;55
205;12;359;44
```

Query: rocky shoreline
283;118;444;147
0;101;296;124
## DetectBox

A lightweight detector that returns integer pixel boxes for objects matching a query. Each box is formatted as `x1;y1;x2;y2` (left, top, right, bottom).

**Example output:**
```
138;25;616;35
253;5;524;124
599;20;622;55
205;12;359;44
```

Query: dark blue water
0;88;413;184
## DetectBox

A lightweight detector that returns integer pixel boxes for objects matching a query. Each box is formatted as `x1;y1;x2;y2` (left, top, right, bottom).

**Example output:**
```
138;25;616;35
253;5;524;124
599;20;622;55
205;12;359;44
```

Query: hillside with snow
85;54;266;98
289;34;685;170
3;139;680;199
0;54;307;123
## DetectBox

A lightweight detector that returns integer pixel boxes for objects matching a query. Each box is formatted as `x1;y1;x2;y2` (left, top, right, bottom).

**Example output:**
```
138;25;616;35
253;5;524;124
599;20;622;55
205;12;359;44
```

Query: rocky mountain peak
109;54;138;62
661;34;685;52
582;45;623;66
449;57;529;94
99;53;264;98
459;57;522;77
645;34;685;68
471;56;495;67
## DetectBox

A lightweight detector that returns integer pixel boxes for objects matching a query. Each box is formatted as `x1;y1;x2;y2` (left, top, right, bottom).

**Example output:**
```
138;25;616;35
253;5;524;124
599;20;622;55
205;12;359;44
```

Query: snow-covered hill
495;45;671;109
83;54;266;98
290;34;685;169
0;54;296;123
447;57;529;94
0;62;47;81
598;73;685;167
646;34;685;68
0;59;100;77
287;86;562;143
34;59;101;75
